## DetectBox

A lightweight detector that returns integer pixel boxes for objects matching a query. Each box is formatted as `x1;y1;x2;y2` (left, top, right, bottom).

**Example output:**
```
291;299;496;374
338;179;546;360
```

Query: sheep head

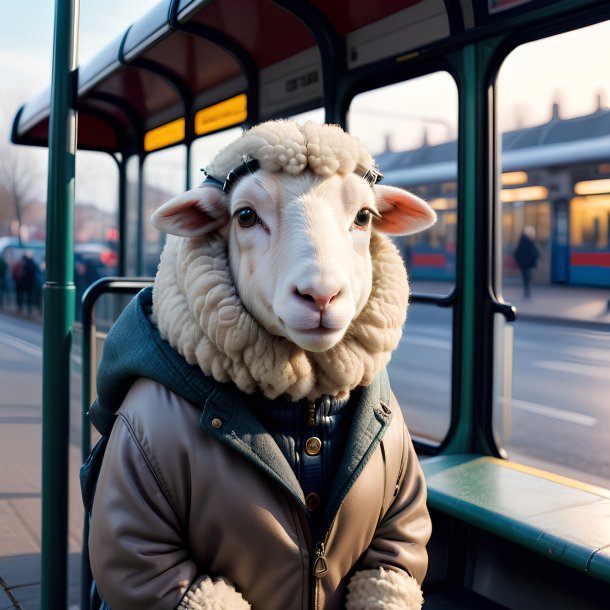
152;120;435;354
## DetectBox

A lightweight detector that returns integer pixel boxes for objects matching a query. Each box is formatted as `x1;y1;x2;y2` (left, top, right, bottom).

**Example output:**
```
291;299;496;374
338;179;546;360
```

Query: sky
1;2;610;212
0;0;153;212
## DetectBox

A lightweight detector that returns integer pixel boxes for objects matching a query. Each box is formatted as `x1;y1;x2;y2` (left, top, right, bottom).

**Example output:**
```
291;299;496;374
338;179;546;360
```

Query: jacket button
211;418;222;429
306;492;321;511
305;437;322;456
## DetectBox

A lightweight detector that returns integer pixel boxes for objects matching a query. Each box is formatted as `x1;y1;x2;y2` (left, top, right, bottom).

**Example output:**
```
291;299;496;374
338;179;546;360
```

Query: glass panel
290;108;324;124
348;72;458;293
125;155;140;276
496;20;610;487
74;151;118;319
348;72;459;444
190;127;244;188
389;303;453;443
143;145;186;276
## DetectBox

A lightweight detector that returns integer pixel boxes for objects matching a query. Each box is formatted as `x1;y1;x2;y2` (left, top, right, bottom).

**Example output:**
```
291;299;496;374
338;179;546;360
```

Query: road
389;304;610;487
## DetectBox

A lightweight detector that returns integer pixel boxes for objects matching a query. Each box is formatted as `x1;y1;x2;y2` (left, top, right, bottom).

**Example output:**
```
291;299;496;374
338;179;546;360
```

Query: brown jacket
89;375;431;610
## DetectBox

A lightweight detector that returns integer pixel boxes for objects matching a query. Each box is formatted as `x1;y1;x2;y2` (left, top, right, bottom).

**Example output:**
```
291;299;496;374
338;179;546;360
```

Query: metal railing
80;277;153;610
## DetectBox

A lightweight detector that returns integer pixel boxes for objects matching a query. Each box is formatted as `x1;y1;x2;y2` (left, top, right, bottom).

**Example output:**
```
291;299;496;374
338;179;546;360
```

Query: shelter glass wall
190;127;244;188
143;145;186;276
348;72;458;444
74;151;119;318
494;21;610;488
125;156;140;276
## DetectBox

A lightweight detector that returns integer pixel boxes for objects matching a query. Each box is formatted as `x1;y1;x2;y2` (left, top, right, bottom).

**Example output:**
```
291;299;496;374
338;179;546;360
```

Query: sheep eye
353;208;372;230
236;207;258;228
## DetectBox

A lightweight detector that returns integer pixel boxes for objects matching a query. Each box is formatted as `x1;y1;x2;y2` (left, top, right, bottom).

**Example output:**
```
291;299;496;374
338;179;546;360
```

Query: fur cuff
177;575;250;610
345;567;423;610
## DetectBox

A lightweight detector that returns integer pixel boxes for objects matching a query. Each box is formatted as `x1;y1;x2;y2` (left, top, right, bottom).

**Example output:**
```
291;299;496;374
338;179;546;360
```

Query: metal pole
42;0;79;608
137;155;144;275
117;156;128;277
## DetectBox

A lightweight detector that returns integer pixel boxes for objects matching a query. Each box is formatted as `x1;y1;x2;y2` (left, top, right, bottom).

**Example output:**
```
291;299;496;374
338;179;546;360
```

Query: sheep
151;120;436;401
89;119;435;610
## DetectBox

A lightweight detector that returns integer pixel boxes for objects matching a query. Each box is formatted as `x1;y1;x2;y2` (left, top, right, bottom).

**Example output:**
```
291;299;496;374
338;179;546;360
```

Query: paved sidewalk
412;280;610;328
0;313;82;610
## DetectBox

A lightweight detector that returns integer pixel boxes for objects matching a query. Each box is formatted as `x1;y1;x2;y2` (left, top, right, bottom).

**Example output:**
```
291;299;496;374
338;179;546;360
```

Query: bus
7;0;610;608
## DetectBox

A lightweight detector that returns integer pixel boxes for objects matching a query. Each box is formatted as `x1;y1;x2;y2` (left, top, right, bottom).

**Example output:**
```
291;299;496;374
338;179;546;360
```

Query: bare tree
0;91;46;240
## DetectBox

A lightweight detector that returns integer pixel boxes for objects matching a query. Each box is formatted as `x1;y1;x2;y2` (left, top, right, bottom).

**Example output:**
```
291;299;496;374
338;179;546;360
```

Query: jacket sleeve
89;413;249;610
346;403;432;610
89;414;195;610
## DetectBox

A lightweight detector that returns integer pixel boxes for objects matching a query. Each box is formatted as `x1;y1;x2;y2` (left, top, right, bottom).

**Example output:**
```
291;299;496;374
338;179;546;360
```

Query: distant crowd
0;253;44;316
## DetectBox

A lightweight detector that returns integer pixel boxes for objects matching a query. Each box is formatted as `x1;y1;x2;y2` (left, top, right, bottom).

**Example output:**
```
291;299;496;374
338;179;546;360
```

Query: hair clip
223;157;260;193
360;164;384;186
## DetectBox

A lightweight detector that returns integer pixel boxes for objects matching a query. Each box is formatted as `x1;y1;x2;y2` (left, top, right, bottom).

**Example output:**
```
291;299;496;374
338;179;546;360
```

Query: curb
515;312;610;332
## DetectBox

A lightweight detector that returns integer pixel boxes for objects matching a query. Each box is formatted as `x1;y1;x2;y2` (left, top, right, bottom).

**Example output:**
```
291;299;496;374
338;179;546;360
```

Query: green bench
421;454;610;609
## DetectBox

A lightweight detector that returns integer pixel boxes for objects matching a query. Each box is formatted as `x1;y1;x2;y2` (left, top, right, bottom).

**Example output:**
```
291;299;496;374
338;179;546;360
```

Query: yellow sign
195;94;247;136
574;179;610;196
144;118;185;152
501;171;528;186
501;186;548;203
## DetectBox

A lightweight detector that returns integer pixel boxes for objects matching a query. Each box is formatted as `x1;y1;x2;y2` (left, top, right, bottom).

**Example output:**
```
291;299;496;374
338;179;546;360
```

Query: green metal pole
443;43;481;454
137;155;144;275
42;0;79;608
117;156;127;277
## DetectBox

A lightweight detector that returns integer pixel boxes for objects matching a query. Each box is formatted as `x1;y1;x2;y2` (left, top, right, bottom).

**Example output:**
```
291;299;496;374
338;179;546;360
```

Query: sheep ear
373;185;436;235
151;186;230;237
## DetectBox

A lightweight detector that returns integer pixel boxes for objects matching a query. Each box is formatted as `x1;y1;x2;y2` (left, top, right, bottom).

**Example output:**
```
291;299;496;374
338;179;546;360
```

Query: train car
9;0;610;608
376;105;610;287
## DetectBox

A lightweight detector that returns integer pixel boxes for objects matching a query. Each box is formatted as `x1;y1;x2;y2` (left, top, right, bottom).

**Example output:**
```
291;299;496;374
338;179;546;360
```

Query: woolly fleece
153;119;410;400
152;231;408;401
346;568;424;610
204;119;373;180
178;575;250;610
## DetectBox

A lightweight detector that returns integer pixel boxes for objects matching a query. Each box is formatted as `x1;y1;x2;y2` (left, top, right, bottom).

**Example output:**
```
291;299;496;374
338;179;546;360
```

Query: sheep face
152;168;435;353
152;121;436;354
227;170;375;352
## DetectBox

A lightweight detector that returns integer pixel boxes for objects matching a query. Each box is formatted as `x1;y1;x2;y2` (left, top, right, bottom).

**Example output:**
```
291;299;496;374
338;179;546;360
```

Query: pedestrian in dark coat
0;256;7;308
513;225;539;299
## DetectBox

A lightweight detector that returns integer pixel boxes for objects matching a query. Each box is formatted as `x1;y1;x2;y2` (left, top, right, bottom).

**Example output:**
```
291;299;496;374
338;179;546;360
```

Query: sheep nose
295;286;339;310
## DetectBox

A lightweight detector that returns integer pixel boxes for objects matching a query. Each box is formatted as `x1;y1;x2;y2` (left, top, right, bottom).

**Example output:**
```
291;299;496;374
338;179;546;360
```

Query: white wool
152;119;414;399
346;568;424;610
205;120;373;180
152;231;409;401
178;575;250;610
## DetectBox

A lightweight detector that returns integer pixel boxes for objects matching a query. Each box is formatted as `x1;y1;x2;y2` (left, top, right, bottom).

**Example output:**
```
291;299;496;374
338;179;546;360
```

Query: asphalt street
390;304;610;486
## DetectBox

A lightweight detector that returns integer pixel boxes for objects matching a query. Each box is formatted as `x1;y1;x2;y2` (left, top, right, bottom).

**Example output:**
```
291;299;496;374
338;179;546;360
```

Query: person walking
0;256;7;308
513;225;539;299
22;254;41;315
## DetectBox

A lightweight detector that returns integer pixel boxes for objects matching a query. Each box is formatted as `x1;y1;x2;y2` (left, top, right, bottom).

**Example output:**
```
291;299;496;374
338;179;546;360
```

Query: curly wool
345;568;424;610
205;120;373;180
152;231;409;401
178;575;250;610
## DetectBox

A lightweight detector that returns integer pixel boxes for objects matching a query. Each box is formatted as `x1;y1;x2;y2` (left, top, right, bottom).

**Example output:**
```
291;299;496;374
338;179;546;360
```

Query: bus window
74;151;119;315
348;72;458;291
348;72;458;444
290;108;324;124
125;155;140;276
495;20;610;488
190;127;244;188
144;145;187;276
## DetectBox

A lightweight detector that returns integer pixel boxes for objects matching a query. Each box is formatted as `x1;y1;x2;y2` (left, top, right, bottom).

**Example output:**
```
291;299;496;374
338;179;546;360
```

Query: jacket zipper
310;506;340;610
313;541;328;577
309;408;390;609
